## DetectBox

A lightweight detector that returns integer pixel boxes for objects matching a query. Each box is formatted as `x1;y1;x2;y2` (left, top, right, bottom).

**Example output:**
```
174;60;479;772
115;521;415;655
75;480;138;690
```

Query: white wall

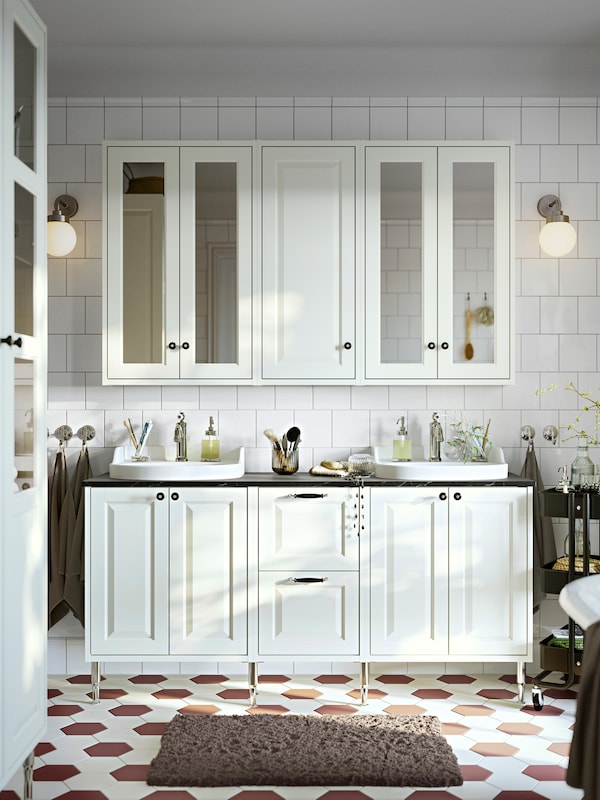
46;94;600;675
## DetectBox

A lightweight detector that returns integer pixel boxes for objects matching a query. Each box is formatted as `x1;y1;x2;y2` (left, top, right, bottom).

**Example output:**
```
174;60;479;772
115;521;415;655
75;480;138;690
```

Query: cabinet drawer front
258;487;360;570
88;489;169;656
258;571;359;655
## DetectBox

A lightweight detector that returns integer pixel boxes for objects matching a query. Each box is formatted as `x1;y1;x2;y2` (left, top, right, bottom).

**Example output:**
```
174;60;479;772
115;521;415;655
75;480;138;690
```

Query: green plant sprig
537;382;600;445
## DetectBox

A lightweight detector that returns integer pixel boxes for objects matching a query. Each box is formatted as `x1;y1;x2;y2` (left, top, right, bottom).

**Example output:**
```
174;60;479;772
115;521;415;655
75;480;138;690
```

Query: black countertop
84;471;534;489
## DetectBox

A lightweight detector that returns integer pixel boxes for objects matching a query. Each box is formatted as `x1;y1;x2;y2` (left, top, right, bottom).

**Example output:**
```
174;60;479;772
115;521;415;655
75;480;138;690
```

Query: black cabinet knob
441;342;449;350
156;492;165;501
439;492;447;501
343;342;352;350
171;492;179;501
168;342;177;350
427;341;436;350
454;492;462;501
181;342;190;350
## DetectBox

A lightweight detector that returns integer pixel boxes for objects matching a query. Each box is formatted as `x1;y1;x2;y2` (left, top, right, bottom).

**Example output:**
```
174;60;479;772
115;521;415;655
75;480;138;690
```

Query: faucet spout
174;412;188;462
429;412;444;462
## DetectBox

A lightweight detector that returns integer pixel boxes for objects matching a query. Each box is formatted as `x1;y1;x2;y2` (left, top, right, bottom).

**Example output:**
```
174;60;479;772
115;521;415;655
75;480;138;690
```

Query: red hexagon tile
177;704;221;715
33;764;80;781
412;688;452;699
190;674;228;684
143;792;201;800
477;688;517;700
109;704;153;716
151;688;193;700
460;764;493;781
314;704;357;715
84;741;133;757
47;704;84;716
521;703;565;716
405;792;463;800
257;674;291;683
0;791;20;800
374;674;414;684
48;688;63;698
128;674;167;684
282;687;323;700
61;722;107;736
134;722;168;735
66;674;101;685
543;687;578;699
314;674;353;684
319;793;373;800
523;764;568;781
86;688;128;701
52;792;109;800
494;793;552;800
34;741;56;756
246;704;290;715
110;764;150;781
217;688;251;700
229;793;285;800
439;674;477;684
499;673;533;684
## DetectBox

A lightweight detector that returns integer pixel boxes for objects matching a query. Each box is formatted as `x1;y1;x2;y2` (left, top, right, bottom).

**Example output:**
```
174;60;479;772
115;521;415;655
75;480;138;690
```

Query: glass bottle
570;436;595;488
201;416;220;462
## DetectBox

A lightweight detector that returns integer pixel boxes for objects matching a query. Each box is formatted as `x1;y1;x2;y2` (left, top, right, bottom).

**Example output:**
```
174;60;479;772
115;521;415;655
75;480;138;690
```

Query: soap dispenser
393;417;411;462
201;416;220;462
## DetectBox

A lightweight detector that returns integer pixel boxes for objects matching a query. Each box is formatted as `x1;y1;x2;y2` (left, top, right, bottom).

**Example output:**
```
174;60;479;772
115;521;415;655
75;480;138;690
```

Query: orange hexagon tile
282;687;323;700
412;688;452;699
128;674;167;684
548;741;571;757
217;688;251;700
246;704;289;715
452;703;494;716
257;674;291;683
384;704;426;716
314;703;357;715
177;704;221;715
151;688;193;700
441;721;470;736
470;741;519;757
190;674;229;684
346;688;388;701
497;722;543;736
477;688;517;700
314;674;353;684
375;674;414;684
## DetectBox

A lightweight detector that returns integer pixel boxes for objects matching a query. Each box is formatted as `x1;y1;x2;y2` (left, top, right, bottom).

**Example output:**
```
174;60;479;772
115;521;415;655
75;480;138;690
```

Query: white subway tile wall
46;96;600;669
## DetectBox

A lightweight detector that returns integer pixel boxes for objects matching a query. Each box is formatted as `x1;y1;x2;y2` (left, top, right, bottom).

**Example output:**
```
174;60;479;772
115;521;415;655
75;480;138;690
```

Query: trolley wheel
531;686;544;711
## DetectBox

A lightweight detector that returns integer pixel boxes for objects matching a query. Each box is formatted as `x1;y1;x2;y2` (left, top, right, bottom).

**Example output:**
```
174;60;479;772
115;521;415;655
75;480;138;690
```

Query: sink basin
109;445;245;481
373;445;508;481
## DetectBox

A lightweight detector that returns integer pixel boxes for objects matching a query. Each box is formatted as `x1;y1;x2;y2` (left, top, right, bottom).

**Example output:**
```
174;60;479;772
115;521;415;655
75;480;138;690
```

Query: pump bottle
393;417;411;461
201;416;220;462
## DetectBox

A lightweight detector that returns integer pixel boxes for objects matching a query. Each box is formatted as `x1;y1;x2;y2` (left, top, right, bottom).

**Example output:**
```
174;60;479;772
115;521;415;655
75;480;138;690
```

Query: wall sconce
537;194;577;257
47;194;78;257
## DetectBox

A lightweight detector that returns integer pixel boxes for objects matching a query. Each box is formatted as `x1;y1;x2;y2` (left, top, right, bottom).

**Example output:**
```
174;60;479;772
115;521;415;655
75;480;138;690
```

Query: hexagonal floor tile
497;722;543;736
151;688;193;700
412;688;452;699
282;687;323;700
34;741;56;757
84;742;133;757
470;741;519;757
441;722;470;736
110;764;150;781
33;764;80;781
61;722;107;736
314;704;357;715
523;764;568;781
257;674;291;683
319;792;373;799
246;704;290;715
52;792;109;800
346;688;388;701
384;704;426;716
134;722;168;736
190;674;229;684
405;792;463;799
217;688;251;700
439;674;477;684
543;687;578;699
47;704;84;716
375;674;414;684
461;764;493;781
86;688;128;701
48;688;62;698
452;703;494;716
128;674;167;684
521;703;565;717
229;792;285;800
548;741;571;757
314;674;353;684
177;704;221;715
493;793;551;800
66;674;101;685
109;704;153;716
142;793;198;800
477;688;517;700
499;673;533;685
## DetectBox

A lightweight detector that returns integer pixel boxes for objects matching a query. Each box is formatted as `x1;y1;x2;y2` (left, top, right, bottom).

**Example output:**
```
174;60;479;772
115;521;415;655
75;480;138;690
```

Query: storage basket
552;556;600;574
539;633;583;676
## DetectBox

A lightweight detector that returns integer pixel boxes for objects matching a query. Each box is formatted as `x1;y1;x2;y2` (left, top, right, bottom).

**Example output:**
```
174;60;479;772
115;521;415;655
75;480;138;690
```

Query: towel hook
521;425;535;452
543;425;558;445
76;425;96;451
48;424;73;449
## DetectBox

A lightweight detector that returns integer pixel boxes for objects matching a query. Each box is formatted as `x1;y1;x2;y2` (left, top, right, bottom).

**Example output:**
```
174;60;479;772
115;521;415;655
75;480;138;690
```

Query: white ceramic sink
109;445;245;481
373;445;508;481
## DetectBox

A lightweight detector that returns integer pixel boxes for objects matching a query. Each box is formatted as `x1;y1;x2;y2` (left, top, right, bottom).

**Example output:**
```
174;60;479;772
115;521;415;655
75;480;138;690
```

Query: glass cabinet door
104;145;180;381
179;146;253;381
365;146;438;380
437;146;511;381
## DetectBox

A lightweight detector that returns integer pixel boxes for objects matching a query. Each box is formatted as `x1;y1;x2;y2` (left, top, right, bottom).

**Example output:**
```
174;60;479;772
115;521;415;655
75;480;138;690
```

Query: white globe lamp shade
539;220;577;258
47;220;77;257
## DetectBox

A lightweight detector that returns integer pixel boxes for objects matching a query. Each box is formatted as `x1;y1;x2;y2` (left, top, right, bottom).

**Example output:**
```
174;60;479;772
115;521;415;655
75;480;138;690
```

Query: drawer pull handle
454;492;462;501
290;577;328;583
156;492;165;501
288;493;328;499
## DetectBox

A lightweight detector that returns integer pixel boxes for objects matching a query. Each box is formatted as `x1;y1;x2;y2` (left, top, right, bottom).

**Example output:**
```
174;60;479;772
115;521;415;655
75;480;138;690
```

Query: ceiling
31;0;600;97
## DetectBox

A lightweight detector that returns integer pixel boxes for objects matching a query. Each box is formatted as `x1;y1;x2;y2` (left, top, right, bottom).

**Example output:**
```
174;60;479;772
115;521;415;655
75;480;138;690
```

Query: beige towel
309;465;349;477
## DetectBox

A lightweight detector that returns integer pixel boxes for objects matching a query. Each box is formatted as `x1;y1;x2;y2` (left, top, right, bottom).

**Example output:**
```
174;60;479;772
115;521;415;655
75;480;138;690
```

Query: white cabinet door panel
258;571;359;655
170;488;247;655
370;488;449;656
87;488;170;656
258;487;359;570
448;487;531;656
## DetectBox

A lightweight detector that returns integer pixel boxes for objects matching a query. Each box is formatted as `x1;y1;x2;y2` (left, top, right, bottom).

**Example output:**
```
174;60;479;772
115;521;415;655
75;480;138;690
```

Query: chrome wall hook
543;425;559;445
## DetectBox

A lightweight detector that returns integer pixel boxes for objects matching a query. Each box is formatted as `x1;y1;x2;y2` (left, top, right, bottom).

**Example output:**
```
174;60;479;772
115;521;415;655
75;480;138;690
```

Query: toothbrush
123;419;139;450
135;420;153;458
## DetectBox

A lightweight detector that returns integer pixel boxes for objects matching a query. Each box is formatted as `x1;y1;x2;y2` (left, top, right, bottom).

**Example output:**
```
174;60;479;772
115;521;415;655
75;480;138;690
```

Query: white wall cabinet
1;0;47;792
85;486;248;660
365;144;512;383
370;486;532;660
104;143;253;384
103;140;513;386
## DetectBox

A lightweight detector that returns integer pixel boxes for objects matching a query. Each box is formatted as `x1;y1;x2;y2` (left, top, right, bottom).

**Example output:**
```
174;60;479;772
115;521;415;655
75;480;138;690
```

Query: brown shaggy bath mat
147;713;463;787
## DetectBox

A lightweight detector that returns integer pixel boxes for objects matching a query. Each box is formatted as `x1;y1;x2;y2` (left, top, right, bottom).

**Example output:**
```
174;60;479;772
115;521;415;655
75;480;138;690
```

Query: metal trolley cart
533;490;597;710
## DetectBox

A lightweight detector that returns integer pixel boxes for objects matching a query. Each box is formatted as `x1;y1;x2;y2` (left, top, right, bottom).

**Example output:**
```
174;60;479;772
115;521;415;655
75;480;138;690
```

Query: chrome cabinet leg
23;750;34;800
516;660;526;703
248;661;258;707
360;661;369;705
91;661;101;704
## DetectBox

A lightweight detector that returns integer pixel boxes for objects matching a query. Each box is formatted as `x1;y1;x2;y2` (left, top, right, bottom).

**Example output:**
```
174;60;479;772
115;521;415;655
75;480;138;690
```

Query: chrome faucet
174;411;188;462
429;412;444;462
